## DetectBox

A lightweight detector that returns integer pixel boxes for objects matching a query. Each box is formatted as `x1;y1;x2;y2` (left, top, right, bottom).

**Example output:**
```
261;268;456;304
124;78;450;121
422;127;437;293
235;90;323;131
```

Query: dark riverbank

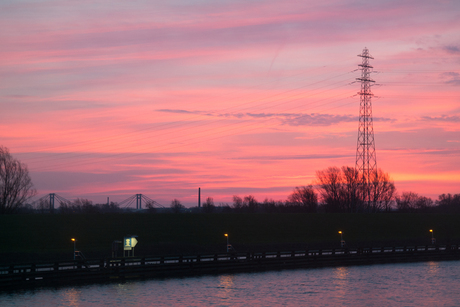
1;213;459;264
2;245;460;291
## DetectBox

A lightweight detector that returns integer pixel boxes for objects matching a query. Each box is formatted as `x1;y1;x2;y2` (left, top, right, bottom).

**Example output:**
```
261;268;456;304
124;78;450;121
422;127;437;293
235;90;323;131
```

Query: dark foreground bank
2;213;460;263
1;244;460;291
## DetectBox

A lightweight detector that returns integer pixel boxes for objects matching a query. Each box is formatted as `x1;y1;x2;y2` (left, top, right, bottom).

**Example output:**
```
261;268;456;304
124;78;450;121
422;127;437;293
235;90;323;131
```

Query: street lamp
71;238;76;260
338;231;346;248
430;229;436;245
224;234;229;252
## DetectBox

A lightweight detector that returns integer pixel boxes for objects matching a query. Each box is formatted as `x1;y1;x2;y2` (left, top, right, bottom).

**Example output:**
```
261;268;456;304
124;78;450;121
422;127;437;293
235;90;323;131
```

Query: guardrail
1;244;459;290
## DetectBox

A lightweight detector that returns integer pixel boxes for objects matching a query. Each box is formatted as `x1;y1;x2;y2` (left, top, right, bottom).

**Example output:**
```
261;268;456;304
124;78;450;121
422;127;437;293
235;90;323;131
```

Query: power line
31;101;353;171
22;72;358;170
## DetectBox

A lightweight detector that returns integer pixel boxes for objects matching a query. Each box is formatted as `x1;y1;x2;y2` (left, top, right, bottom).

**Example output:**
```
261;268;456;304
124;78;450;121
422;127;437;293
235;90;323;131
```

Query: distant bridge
119;194;164;210
31;193;163;212
31;193;71;212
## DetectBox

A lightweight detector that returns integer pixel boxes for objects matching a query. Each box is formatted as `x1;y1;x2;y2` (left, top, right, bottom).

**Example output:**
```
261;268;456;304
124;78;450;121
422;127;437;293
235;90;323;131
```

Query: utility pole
355;47;377;211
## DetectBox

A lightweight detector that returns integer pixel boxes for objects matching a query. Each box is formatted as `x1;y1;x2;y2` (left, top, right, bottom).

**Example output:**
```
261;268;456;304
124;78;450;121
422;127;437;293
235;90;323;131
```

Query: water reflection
62;288;81;307
427;261;440;275
217;275;235;302
2;261;460;306
332;266;349;301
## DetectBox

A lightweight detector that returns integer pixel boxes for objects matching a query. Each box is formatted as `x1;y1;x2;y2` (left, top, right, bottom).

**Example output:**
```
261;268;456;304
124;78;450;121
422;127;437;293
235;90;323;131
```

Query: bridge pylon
119;194;164;210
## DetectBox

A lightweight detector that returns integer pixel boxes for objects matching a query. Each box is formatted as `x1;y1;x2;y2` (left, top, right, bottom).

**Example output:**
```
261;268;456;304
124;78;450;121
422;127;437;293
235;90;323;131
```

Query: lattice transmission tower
355;47;377;206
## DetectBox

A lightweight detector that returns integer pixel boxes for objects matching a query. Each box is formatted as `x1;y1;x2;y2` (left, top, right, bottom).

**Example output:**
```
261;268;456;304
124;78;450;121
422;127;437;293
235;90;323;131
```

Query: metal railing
1;244;458;276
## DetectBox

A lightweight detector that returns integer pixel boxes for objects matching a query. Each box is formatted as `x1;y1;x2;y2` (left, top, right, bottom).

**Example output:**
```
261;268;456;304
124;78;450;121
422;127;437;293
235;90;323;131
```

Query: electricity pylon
355;47;377;208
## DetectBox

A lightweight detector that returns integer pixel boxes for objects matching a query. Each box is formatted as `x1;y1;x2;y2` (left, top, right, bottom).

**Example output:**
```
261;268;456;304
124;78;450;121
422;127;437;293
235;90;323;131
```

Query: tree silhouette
396;192;420;213
170;199;184;213
243;195;258;213
315;166;396;213
232;195;243;212
436;193;460;213
370;169;396;212
202;197;215;213
0;146;36;214
396;192;433;213
340;167;362;213
315;166;343;212
287;185;318;213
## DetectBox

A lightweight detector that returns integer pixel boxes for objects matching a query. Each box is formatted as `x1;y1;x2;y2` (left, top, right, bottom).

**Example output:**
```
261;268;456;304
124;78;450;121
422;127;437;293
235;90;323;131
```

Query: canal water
2;260;460;306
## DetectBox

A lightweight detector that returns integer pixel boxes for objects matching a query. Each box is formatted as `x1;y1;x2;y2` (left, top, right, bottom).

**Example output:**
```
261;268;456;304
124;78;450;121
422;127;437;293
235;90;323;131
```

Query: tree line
13;190;460;214
1;145;459;214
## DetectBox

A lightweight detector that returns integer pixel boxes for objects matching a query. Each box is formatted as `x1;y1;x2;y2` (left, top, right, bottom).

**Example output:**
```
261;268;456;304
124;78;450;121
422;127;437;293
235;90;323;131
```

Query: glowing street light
338;231;346;248
71;238;76;260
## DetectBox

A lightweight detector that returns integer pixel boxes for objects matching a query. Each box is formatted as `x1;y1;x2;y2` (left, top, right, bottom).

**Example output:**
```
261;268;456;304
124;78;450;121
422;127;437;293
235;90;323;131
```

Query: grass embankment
1;213;459;264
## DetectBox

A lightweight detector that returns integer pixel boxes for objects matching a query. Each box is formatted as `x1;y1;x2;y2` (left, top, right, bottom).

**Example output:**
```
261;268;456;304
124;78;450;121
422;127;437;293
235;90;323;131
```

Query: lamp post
225;233;229;252
71;238;76;260
430;229;436;245
338;231;345;248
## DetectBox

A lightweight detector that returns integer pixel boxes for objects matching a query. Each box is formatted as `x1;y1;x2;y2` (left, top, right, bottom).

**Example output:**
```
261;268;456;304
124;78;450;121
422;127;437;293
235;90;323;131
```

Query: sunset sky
1;0;459;207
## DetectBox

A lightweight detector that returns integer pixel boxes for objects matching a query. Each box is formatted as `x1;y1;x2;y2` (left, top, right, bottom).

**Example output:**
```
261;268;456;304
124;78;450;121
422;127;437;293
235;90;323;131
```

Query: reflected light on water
332;267;349;300
427;261;441;275
217;275;235;302
2;261;460;306
62;288;81;307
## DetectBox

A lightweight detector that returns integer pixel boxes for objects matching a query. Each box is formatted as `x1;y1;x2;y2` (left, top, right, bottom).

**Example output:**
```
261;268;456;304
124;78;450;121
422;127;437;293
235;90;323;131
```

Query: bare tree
0;146;36;214
414;196;434;212
395;192;433;213
170;199;184;213
220;203;232;213
74;198;96;213
96;201;121;213
36;198;50;214
315;166;396;213
202;197;215;213
340;166;362;213
243;195;258;213
437;193;455;207
232;195;243;212
315;166;343;212
261;198;280;213
370;169;396;212
436;193;460;213
58;201;73;214
145;201;156;213
287;185;318;213
396;191;420;212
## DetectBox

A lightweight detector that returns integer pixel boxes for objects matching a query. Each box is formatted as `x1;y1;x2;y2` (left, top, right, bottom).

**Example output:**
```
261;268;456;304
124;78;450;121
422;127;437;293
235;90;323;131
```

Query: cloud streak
157;109;394;126
421;115;460;122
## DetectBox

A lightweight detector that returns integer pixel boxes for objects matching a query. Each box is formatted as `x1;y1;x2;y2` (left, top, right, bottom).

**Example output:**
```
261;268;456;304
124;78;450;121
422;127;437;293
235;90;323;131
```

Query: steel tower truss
355;48;376;205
